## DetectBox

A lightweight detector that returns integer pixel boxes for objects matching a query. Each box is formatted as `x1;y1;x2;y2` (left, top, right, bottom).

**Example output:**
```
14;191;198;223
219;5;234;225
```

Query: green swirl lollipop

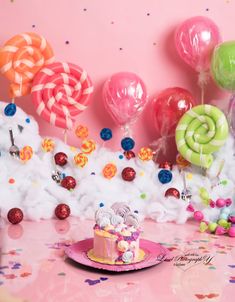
175;105;228;169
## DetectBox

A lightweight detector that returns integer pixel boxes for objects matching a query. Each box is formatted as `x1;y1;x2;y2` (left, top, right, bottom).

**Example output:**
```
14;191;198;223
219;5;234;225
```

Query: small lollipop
100;128;112;141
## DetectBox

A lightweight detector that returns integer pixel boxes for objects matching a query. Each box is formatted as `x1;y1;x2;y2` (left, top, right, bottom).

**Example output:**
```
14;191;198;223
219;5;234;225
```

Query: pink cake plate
65;238;169;272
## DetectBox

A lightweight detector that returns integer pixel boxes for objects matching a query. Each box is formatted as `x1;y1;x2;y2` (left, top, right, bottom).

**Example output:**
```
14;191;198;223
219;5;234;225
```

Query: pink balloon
175;16;221;72
103;72;148;127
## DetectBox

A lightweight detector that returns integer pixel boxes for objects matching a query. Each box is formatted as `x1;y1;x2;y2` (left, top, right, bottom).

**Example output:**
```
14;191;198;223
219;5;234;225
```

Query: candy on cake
87;202;145;265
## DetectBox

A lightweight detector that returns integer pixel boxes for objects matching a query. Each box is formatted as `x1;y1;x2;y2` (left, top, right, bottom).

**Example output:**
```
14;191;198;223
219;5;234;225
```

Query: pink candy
225;198;232;207
194;211;204;222
215;226;227;235
228;226;235;237
216;198;226;208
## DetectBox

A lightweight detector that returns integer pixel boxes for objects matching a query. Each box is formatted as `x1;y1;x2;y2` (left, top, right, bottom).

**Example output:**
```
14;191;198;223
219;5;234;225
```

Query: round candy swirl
111;202;131;218
124;213;139;228
122;251;134;263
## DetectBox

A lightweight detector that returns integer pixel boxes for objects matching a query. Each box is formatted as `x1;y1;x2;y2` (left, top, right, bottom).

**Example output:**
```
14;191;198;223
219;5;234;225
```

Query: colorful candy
7;208;23;224
124;150;135;160
75;125;89;139
74;153;88;168
41;138;55;152
61;176;76;190
158;170;172;184
159;161;173;170
176;153;190;169
193;211;204;222
100;128;112;141
138;147;153;161
55;204;71;220
54;152;68;166
102;163;117;179
81;139;96;154
122;167;136;181
165;188;180;199
19;146;33;162
4;103;16;116
121;137;135;151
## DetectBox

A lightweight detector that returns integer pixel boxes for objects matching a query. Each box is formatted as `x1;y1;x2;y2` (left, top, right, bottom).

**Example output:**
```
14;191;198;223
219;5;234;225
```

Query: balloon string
200;81;205;105
11;98;15;104
182;170;187;192
63;130;68;145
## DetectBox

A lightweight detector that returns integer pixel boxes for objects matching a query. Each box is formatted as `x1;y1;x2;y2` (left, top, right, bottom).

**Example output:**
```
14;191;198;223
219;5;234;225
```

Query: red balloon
165;188;180;199
7;208;24;224
55;204;71;220
54;152;68;166
152;87;195;137
124;150;135;160
61;176;76;190
122;167;136;181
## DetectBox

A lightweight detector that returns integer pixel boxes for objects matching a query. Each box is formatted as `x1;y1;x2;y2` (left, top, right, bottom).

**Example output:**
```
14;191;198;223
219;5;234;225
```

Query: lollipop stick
63;130;68;145
200;81;205;105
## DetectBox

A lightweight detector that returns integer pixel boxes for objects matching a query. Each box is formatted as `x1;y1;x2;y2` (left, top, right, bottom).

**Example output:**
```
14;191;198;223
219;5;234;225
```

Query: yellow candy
74;153;88;168
187;173;193;180
20;146;33;162
138;147;153;161
41;138;55;152
70;146;77;152
176;153;190;169
81;139;96;154
75;125;89;139
102;163;117;179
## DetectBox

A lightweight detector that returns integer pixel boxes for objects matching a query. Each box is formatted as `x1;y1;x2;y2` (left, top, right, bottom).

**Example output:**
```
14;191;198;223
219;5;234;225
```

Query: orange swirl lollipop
20;146;33;162
0;32;54;98
102;163;117;179
138;147;153;161
41;138;55;152
74;153;88;168
81;139;96;154
75;125;89;139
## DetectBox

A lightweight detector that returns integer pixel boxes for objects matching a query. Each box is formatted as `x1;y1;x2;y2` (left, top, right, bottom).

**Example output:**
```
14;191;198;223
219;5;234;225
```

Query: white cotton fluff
0;101;234;224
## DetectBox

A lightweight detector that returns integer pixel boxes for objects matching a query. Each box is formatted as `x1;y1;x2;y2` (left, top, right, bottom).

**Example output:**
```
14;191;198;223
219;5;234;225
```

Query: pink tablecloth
0;218;234;302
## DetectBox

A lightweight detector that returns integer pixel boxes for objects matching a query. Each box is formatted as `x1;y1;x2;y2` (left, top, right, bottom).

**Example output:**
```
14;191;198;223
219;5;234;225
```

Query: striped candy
175;105;229;169
31;62;93;130
0;32;54;98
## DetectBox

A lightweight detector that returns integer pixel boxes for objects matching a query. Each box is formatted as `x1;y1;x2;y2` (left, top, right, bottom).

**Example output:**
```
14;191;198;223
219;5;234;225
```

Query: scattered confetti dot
8;178;15;184
65;41;70;44
119;154;124;159
186;173;193;180
83;8;87;11
99;202;104;208
206;8;209;11
58;272;66;276
134;210;139;214
229;280;235;283
119;47;123;51
139;171;144;176
32;25;36;28
25;118;30;123
70;146;77;152
153;42;156;46
100;277;108;281
111;21;114;24
147;13;150;16
140;193;146;199
91;172;96;175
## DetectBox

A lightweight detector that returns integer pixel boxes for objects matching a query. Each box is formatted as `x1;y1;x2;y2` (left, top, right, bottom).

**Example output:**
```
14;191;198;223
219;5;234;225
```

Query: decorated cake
87;202;145;265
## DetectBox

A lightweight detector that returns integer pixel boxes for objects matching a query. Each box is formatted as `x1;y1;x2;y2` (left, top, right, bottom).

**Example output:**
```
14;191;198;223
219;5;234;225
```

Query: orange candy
41;138;55;152
20;146;33;162
74;153;88;168
102;163;117;179
75;125;89;139
81;139;96;154
138;147;153;161
176;153;190;169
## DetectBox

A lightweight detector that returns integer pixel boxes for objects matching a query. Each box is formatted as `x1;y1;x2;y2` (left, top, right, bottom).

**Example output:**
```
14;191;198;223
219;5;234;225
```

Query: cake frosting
87;202;145;265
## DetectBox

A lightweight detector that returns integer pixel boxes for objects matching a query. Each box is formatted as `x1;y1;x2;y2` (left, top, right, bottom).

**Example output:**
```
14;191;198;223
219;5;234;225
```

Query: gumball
138;147;153;161
41;138;55;152
228;214;235;224
122;167;136;181
102;163;117;179
208;222;218;233
81;139;96;154
19;146;33;162
193;211;204;222
61;176;76;190
159;161;173;170
216;198;226;208
209;200;216;208
124;150;135;160
7;208;23;224
121;137;135;151
165;188;180;199
74;153;88;168
228;226;235;237
4;103;16;116
218;219;230;228
225;198;232;207
186;204;195;212
54;152;68;166
215;226;227;235
75;125;89;139
55;204;71;220
158;170;172;184
100;128;112;141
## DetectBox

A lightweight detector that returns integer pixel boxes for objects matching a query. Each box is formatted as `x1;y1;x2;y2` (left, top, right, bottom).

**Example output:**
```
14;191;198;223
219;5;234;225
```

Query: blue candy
99;202;104;207
121;137;135;151
100;128;112;141
158;169;172;184
219;213;229;220
221;207;231;215
4;103;16;116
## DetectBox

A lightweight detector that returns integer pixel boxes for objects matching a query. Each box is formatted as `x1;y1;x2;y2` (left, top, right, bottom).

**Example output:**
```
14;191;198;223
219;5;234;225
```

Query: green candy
208;222;218;233
199;221;208;233
218;219;231;229
175;105;228;169
211;41;235;91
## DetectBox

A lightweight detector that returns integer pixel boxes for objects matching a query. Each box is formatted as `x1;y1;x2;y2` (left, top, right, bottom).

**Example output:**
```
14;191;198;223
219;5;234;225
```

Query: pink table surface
0;218;234;302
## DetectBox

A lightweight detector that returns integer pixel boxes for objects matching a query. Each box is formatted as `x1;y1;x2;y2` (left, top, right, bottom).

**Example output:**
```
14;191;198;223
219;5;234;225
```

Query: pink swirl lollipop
31;62;93;129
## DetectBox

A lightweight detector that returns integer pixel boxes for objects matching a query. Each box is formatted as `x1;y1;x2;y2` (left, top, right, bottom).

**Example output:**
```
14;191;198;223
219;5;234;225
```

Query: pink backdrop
0;0;232;162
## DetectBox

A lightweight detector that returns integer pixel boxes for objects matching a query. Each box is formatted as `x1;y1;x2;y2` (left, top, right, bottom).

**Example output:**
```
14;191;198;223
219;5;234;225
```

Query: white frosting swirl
111;202;131;218
122;251;134;263
95;208;114;224
129;241;137;250
96;216;110;228
110;214;124;226
124;213;139;228
117;240;129;252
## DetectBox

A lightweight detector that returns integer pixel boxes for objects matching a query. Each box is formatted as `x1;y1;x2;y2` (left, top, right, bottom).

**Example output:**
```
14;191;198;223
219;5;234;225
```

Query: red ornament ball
122;167;136;181
159;161;173;170
54;152;68;166
124;150;136;160
61;176;76;190
165;188;180;199
7;208;24;224
55;204;71;220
